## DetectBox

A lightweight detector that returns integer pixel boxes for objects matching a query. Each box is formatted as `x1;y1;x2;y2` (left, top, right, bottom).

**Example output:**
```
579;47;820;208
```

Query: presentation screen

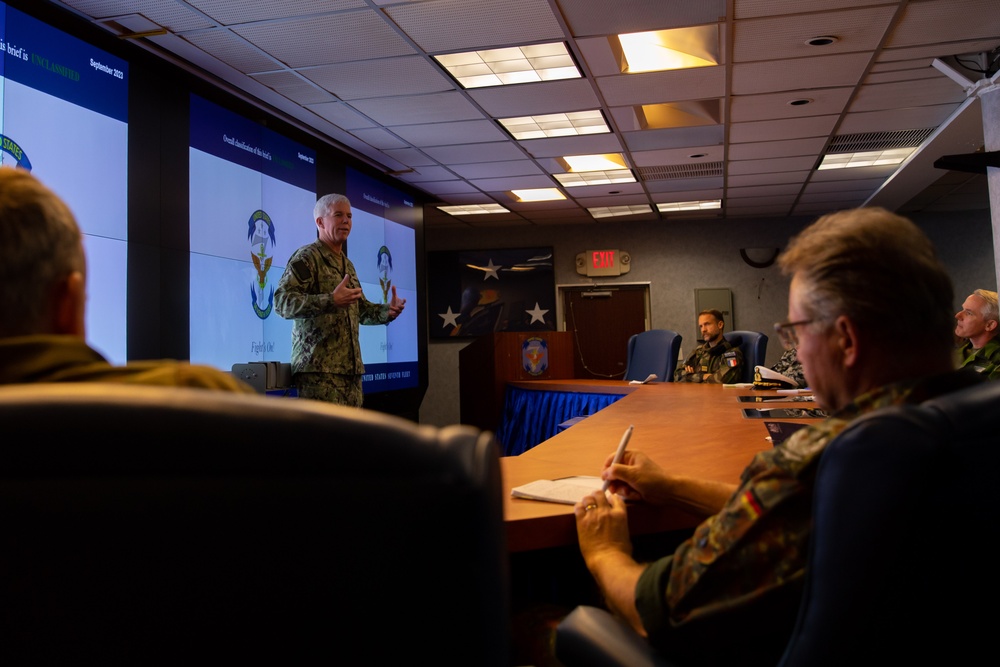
188;93;317;372
1;2;128;362
345;167;419;394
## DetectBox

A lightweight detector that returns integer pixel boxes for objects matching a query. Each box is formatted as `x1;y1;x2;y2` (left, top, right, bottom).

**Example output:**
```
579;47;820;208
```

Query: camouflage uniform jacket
771;347;807;387
673;338;743;384
0;335;255;393
956;338;1000;380
634;370;983;667
274;240;390;375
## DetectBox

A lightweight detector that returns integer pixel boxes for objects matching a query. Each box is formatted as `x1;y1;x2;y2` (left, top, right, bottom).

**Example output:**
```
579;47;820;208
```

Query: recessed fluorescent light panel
437;204;510;216
434;42;580;89
558;153;628;172
616;25;719;74
510;188;566;202
554;170;636;187
498;110;609;140
817;148;916;170
656;199;722;212
588;205;653;219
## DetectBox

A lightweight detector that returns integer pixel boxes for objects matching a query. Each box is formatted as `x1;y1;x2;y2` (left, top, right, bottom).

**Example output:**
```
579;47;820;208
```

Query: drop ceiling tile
727;183;804;198
837;103;960;133
888;0;1000;47
394;165;459;182
644;177;724;193
351;92;485;126
849;77;968;112
729;137;828;160
450;160;544;179
233;10;415;68
252;71;336;104
733;6;897;62
300;56;454;100
730;87;854;122
727;171;810;188
597;67;727;107
733;52;873;95
519;133;625;158
391;120;508;146
621;126;725;151
469;175;560;191
468;79;601;117
423;142;527;164
560;0;725;36
188;0;367;24
385;0;564;53
305;101;378;129
730;116;838;143
735;0;882;20
346;127;410;150
630;146;723;167
382;147;444;167
728;156;819;174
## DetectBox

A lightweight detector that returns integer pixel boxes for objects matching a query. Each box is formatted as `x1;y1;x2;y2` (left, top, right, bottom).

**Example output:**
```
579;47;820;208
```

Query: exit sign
575;249;631;277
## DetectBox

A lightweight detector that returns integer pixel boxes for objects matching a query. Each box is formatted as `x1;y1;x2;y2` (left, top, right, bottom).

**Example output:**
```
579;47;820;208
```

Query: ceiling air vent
638;162;724;181
826;128;934;154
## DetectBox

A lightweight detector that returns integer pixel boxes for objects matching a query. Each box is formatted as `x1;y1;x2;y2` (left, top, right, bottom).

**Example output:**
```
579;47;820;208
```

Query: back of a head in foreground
0;166;84;337
778;207;954;358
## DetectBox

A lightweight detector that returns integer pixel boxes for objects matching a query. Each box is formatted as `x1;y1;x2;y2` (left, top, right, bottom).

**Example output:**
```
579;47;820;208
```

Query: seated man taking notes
573;207;984;666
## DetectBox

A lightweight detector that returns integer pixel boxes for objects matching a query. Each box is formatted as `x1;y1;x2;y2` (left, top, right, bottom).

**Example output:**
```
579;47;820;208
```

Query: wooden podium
459;331;574;434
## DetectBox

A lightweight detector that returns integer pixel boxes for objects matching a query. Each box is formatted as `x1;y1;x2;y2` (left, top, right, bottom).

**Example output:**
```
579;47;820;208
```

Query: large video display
188;94;317;371
1;2;128;362
345;167;419;393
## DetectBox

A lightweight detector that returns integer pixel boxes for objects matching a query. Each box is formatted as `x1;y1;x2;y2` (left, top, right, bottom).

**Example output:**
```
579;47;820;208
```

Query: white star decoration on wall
526;302;549;324
483;259;501;280
438;306;459;328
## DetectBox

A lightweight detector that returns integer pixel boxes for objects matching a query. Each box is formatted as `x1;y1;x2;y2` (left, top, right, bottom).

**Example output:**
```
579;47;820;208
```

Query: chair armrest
555;605;679;667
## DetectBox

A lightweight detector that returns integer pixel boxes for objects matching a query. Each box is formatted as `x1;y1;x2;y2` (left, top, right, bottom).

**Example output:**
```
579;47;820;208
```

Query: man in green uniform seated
572;207;984;667
0;167;254;393
954;288;1000;379
673;309;743;384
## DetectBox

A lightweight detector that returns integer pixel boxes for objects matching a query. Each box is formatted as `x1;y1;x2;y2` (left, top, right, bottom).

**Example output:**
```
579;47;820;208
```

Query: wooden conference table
501;380;820;553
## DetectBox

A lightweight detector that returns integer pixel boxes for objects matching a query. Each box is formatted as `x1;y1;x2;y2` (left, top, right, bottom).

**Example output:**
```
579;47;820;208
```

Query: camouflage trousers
294;372;363;408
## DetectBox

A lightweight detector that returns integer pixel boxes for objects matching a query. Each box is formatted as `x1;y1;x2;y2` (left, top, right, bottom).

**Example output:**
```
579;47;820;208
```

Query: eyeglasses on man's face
773;320;814;349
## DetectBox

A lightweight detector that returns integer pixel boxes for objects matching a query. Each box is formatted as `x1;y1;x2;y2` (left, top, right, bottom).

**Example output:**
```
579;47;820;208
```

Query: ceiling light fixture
437;203;510;215
497;110;609;140
588;204;653;219
433;42;580;89
616;25;719;73
510;188;566;202
558;153;628;172
553;169;636;187
818;148;916;170
656;199;722;212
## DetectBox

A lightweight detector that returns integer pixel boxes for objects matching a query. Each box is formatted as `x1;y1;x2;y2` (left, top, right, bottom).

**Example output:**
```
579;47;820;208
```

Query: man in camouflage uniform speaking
274;193;405;407
673;309;743;383
572;207;985;666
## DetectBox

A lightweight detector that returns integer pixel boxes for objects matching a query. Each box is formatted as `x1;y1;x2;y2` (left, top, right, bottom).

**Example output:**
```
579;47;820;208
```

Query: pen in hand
602;424;634;493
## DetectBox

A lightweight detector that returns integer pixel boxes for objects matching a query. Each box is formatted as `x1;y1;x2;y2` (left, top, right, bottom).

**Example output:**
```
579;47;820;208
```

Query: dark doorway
561;285;650;379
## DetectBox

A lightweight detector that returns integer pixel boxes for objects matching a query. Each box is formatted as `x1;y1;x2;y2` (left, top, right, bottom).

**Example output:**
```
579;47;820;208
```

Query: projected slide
188;94;317;372
0;3;128;362
345;168;419;394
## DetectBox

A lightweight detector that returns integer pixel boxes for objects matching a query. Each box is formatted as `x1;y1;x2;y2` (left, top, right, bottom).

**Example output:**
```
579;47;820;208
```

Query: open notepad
510;476;604;505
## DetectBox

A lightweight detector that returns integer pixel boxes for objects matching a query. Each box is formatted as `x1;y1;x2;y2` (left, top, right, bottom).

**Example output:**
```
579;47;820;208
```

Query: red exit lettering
591;250;615;268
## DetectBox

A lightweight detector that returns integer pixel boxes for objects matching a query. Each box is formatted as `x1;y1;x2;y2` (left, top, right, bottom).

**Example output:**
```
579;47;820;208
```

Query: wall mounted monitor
1;2;128;362
344;167;419;395
188;93;316;372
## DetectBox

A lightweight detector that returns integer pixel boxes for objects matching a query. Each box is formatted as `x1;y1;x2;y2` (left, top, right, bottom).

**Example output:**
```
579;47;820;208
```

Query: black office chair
555;377;997;667
0;383;508;666
624;329;682;382
723;330;768;383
